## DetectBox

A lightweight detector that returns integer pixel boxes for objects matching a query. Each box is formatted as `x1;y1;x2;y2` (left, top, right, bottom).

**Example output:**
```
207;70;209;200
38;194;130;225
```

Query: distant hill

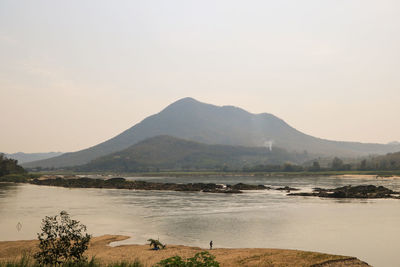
24;97;400;168
5;152;63;164
76;135;309;172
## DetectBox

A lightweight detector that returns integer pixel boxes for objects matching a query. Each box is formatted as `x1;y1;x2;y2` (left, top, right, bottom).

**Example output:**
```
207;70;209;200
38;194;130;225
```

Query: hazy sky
1;0;399;153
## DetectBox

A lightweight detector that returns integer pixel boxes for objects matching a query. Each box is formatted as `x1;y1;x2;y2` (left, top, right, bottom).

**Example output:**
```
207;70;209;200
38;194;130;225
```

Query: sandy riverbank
0;235;369;266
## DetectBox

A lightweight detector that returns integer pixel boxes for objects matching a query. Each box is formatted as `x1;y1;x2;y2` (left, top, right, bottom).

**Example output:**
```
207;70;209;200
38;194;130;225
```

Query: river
1;175;400;267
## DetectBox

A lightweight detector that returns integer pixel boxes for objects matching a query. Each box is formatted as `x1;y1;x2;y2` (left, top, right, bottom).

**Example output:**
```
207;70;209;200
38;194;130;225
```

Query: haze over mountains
4;152;63;164
23;97;400;169
77;135;309;172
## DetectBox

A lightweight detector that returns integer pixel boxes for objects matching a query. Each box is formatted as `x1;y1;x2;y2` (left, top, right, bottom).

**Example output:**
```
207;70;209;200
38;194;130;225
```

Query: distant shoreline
334;174;400;179
0;235;370;266
13;169;400;179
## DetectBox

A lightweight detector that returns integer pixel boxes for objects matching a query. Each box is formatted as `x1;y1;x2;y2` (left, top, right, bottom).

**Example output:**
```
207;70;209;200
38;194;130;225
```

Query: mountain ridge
76;135;308;172
3;152;63;164
23;97;400;168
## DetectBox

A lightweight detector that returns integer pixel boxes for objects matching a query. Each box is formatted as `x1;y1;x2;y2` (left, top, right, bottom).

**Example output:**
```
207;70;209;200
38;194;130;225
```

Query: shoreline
334;174;400;179
0;235;369;266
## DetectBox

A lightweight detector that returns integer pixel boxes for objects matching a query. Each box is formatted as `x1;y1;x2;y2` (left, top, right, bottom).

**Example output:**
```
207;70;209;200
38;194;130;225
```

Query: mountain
388;141;400;145
23;97;400;168
4;152;63;164
77;135;308;172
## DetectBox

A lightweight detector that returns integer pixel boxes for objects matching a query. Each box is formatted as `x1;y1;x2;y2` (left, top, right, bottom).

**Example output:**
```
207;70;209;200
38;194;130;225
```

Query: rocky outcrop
228;183;269;190
30;177;270;194
275;186;300;192
289;185;399;199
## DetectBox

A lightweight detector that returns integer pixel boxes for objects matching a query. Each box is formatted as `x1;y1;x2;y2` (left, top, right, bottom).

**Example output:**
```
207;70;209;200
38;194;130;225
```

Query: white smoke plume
264;140;274;151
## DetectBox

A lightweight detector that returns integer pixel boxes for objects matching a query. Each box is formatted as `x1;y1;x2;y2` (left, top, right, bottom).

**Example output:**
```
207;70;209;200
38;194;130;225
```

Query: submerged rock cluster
289;185;399;199
30;177;268;194
30;177;399;199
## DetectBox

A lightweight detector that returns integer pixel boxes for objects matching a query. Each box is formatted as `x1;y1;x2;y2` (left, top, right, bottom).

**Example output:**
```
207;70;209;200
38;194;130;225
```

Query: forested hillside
77;135;310;172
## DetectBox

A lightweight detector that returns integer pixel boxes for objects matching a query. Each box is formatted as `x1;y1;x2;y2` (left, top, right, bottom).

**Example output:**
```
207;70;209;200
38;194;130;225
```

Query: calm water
1;176;400;267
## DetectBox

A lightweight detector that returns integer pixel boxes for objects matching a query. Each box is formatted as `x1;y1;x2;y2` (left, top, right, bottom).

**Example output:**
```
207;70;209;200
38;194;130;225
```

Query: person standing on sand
210;240;213;250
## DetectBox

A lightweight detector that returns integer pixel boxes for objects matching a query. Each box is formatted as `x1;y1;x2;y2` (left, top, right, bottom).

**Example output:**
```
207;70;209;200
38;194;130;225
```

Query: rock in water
289;185;398;199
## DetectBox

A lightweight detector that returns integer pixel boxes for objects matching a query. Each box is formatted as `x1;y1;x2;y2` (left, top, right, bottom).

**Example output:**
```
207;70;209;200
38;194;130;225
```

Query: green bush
34;211;91;265
105;261;142;267
155;251;220;267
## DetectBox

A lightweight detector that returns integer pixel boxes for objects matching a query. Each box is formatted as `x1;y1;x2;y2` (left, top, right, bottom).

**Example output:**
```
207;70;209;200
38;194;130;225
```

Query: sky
1;0;399;153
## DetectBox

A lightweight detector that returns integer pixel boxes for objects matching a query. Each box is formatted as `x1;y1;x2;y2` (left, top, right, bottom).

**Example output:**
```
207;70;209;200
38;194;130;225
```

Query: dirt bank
0;235;369;267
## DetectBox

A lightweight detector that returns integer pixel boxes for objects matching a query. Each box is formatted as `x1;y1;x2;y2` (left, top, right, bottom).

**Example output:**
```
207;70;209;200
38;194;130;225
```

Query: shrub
155;251;220;267
147;238;166;250
34;211;91;265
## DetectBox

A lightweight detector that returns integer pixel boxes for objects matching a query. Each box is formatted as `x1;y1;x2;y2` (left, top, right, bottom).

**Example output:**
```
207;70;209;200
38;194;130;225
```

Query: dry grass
0;235;369;267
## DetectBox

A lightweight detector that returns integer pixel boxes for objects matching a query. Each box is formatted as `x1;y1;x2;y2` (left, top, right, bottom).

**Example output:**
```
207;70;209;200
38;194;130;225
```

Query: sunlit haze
1;0;399;153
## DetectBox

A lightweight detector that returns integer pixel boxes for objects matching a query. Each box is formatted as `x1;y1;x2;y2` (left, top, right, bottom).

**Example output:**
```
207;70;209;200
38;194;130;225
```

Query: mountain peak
162;97;210;113
171;97;200;105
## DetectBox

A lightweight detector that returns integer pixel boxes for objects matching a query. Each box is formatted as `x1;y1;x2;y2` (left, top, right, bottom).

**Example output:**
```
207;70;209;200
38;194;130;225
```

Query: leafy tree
342;163;352;171
0;154;25;177
359;159;367;170
155;251;220;267
331;157;344;171
34;211;91;265
309;161;321;171
155;256;186;267
380;160;389;169
282;163;303;172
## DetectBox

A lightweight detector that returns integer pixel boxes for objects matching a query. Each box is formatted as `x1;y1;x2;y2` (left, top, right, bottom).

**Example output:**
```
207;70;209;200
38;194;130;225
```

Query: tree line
242;153;400;173
0;154;26;177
